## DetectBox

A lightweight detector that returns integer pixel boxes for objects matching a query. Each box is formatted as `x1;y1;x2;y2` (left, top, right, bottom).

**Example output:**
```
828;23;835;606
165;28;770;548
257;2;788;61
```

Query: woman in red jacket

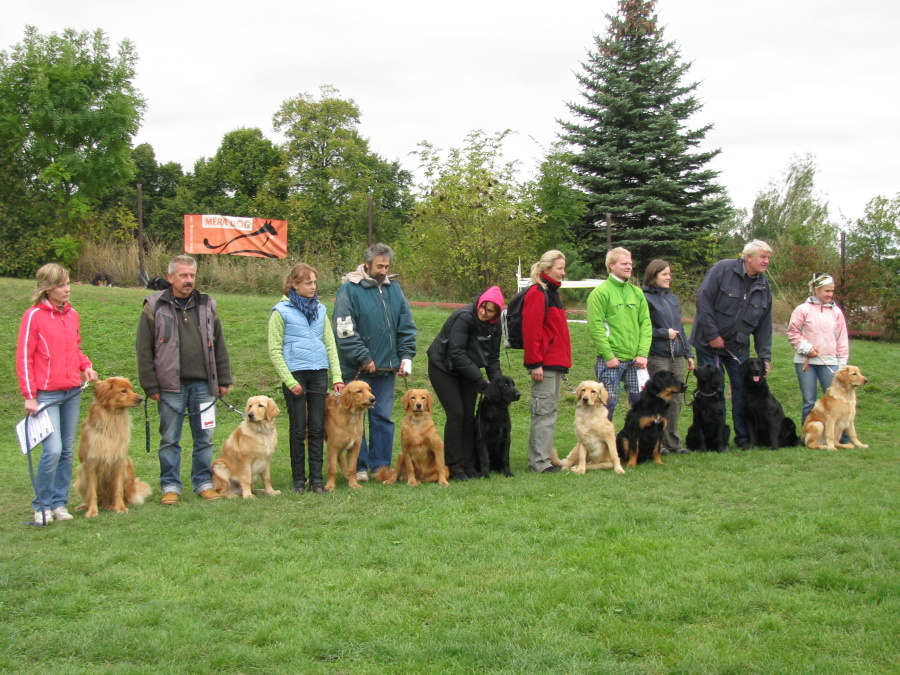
522;250;572;473
17;264;97;525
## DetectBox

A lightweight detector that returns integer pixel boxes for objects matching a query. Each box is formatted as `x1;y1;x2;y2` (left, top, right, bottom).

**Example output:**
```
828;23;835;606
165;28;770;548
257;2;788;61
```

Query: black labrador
616;370;685;467
739;358;799;449
473;376;521;477
685;364;731;452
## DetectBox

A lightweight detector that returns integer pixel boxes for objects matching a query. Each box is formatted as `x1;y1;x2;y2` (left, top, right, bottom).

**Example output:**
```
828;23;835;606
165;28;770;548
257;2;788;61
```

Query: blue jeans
158;382;216;495
795;363;837;424
356;374;396;472
696;348;749;446
595;358;642;420
31;387;82;512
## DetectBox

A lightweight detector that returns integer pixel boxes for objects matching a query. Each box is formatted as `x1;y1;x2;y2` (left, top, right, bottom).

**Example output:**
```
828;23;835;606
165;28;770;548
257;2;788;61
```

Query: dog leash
21;380;92;527
352;366;410;391
144;395;245;454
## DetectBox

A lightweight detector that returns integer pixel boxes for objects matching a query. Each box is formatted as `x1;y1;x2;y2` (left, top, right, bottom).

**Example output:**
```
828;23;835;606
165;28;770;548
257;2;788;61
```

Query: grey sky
3;0;897;223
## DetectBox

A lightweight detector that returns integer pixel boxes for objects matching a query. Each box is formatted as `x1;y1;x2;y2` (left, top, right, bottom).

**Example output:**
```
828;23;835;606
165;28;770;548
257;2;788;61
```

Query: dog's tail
375;465;396;483
550;447;570;468
211;459;232;494
128;479;153;505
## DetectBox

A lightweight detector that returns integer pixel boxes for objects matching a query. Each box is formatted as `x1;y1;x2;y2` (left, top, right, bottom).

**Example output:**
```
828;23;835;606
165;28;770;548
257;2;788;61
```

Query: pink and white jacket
16;300;92;400
786;298;849;366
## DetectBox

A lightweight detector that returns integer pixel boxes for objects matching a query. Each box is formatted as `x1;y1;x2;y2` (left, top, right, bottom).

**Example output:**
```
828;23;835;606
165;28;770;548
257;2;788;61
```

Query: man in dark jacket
333;243;417;480
137;255;232;504
690;240;773;449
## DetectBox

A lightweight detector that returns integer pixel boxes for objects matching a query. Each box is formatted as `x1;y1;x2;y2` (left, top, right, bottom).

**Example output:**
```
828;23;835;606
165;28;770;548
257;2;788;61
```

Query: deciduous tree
407;130;539;298
0;27;146;233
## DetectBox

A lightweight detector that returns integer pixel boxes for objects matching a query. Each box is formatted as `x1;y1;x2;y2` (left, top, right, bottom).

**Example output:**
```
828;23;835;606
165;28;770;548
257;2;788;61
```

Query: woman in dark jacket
643;259;694;454
427;286;505;481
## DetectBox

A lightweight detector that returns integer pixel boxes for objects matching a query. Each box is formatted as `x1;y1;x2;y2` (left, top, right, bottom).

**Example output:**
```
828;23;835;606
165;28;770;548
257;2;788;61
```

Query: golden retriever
551;380;625;474
377;389;449;486
323;380;375;491
211;396;281;499
801;365;868;450
75;377;152;517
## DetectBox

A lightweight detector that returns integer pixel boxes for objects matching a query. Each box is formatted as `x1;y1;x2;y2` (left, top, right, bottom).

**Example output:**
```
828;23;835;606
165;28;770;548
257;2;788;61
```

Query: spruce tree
561;0;730;269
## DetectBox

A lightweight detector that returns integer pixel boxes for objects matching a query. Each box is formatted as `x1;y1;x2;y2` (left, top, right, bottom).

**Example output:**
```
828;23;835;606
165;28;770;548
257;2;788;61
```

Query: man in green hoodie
587;247;652;420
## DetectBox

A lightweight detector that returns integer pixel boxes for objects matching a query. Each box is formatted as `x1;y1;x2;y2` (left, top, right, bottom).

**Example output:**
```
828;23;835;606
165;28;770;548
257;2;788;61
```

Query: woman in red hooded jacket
522;250;572;473
427;286;505;481
17;264;97;525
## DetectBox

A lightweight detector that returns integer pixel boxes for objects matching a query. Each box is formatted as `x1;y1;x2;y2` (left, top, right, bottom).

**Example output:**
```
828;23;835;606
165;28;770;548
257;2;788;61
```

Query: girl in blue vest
268;263;344;494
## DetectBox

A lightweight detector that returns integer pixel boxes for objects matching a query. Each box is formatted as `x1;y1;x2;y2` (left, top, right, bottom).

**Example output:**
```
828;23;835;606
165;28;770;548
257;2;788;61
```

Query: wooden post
137;183;146;285
606;212;613;250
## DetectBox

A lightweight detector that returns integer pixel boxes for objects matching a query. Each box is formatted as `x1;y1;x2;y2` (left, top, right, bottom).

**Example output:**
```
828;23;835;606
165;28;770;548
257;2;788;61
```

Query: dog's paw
614;466;626;475
572;466;586;475
85;508;99;518
242;493;257;500
855;443;869;448
266;489;281;496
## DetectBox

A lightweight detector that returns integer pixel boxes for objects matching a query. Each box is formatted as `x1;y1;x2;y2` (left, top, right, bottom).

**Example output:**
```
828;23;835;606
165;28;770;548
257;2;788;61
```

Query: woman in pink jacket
16;264;97;525
786;273;849;424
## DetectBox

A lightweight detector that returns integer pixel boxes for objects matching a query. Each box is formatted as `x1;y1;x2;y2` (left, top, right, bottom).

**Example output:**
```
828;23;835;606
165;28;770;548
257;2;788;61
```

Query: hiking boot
541;465;562;474
292;481;306;494
161;492;180;505
310;482;328;495
197;489;221;501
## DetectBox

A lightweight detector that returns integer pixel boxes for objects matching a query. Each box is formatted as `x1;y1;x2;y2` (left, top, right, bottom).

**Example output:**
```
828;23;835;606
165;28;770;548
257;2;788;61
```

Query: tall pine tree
561;0;730;269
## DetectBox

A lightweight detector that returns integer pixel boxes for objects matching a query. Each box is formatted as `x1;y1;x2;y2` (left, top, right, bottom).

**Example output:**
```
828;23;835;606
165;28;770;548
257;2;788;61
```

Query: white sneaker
34;510;53;525
355;470;369;482
52;506;74;521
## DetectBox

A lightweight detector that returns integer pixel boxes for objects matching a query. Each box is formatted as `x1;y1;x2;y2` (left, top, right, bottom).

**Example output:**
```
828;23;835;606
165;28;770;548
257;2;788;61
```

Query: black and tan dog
616;370;685;467
685;364;731;452
473;376;521;477
739;358;799;449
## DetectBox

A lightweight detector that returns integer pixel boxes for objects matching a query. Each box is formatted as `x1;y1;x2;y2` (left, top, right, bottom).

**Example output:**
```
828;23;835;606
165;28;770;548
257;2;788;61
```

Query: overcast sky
3;0;898;224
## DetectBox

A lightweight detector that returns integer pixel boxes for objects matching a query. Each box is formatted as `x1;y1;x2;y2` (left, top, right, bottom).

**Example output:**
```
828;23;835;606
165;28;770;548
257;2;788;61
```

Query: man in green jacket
587;247;652;419
333;243;417;481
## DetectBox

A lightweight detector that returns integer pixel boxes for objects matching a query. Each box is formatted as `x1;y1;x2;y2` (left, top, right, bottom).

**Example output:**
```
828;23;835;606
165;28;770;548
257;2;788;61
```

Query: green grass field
1;278;898;674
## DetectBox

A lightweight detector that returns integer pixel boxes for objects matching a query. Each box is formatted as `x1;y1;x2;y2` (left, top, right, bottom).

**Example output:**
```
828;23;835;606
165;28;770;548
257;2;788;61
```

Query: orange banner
183;215;288;258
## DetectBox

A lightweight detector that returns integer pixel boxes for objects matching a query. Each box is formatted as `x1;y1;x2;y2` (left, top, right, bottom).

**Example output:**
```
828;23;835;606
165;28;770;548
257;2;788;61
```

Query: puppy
324;380;375;491
552;380;624;474
75;377;152;518
685;364;731;452
739;358;799;449
616;370;685;467
211;396;280;499
377;389;449;486
801;365;868;450
473;375;521;477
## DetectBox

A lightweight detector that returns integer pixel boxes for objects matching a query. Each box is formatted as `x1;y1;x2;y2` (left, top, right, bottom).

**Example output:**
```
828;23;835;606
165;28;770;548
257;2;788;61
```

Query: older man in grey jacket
690;240;773;450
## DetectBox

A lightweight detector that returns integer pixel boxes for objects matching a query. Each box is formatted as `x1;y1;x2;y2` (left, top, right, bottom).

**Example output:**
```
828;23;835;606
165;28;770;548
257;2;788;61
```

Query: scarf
288;288;320;324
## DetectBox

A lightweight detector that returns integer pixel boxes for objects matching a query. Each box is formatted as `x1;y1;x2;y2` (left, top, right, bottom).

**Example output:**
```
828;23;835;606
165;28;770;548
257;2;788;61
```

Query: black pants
282;369;328;484
428;361;479;476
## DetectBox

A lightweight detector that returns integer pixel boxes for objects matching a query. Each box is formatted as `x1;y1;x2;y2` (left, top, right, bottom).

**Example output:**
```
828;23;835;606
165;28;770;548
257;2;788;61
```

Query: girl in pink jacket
16;264;97;525
786;273;849;423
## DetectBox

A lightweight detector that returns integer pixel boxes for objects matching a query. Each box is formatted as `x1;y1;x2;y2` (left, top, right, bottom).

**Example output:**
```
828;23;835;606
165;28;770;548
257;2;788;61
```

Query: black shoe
451;471;469;482
292;481;306;494
738;440;753;451
541;465;562;474
676;448;690;454
310;482;327;494
660;448;670;455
